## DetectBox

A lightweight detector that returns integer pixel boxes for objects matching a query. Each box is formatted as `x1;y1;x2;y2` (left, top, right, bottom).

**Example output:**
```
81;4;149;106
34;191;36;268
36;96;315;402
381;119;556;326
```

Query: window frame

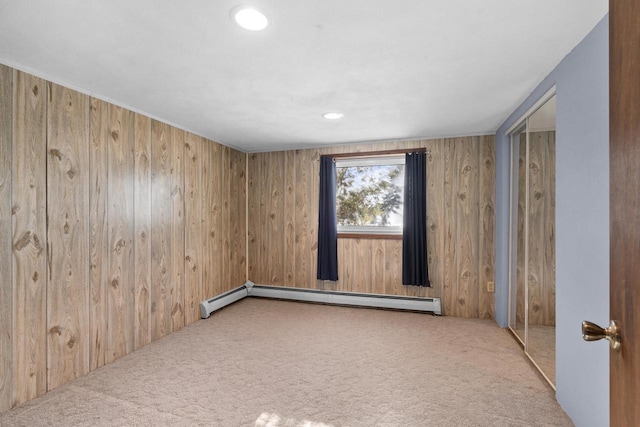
329;148;426;240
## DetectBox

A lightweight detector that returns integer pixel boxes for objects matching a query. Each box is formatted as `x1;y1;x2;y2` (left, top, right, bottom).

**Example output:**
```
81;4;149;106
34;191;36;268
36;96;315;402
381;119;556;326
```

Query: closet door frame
506;86;556;388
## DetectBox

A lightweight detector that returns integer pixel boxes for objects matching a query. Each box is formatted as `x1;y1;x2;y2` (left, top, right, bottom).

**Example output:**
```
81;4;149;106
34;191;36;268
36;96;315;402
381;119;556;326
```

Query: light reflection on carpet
255;412;335;427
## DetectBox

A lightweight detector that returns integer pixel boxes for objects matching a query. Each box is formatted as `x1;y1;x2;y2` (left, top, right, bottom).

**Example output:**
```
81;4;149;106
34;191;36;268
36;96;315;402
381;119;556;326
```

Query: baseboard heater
200;280;442;318
199;285;249;319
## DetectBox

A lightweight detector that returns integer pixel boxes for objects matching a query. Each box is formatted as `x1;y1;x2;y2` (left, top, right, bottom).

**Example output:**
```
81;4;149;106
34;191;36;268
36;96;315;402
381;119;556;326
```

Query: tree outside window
335;155;404;235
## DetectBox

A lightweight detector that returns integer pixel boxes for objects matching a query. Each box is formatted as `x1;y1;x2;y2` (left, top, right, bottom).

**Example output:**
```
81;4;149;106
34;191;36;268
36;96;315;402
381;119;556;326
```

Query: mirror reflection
509;93;556;387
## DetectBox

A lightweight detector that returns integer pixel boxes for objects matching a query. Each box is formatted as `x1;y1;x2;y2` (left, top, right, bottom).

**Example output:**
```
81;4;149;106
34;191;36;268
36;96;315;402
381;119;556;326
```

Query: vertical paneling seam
44;79;49;395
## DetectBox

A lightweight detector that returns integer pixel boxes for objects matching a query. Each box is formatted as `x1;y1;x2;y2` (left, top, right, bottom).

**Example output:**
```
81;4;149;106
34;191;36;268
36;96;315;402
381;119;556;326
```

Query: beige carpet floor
0;298;573;427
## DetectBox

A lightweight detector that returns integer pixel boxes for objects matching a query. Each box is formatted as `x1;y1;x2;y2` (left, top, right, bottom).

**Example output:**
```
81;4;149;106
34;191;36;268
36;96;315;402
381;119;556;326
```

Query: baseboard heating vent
200;282;251;319
200;281;441;318
248;285;442;315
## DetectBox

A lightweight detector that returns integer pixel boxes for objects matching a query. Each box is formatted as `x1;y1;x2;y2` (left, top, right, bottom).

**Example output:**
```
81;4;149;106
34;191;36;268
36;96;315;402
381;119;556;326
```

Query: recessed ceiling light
231;5;269;31
323;112;344;120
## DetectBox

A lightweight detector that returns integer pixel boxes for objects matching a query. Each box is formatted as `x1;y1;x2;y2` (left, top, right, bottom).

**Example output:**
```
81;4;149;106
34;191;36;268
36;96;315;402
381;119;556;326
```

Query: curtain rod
320;147;428;159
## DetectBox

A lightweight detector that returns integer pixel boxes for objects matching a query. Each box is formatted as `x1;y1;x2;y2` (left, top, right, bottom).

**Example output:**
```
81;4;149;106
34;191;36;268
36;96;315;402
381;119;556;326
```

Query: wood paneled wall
516;131;556;326
247;136;495;318
0;64;14;413
0;66;246;412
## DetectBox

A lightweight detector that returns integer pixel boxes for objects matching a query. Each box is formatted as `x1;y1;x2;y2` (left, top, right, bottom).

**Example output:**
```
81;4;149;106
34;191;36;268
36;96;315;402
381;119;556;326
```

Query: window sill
337;233;403;240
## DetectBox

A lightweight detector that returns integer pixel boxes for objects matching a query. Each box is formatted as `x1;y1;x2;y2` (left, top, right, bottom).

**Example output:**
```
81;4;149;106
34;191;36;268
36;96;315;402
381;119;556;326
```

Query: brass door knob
582;320;621;351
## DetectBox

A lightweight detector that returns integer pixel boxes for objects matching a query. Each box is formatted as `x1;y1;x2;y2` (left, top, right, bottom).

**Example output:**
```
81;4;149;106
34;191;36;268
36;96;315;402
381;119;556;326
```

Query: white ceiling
0;0;607;152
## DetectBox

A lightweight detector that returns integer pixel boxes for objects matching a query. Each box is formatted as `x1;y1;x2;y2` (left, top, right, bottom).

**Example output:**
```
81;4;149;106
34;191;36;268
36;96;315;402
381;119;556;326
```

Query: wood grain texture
46;82;90;390
247;137;495;317
310;149;320;289
454;137;479;317
543;132;555;325
267;151;284;285
426;139;445;302
150;120;172;340
442;138;456;315
230;149;246;288
1;66;248;411
384;240;403;295
210;141;222;298
170;127;185;331
184;133;202;324
89;98;109;369
294;150;311;287
610;1;640;422
516;136;526;326
200;139;213;299
283;150;296;286
221;145;231;292
259;153;269;284
12;71;48;405
134;113;151;349
371;239;385;293
247;153;261;282
515;131;555;327
527;132;544;326
478;135;495;320
105;105;134;364
0;65;13;412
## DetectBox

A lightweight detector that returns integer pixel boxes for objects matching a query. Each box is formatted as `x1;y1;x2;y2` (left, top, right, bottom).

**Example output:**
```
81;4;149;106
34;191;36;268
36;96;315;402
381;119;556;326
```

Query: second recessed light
323;112;344;120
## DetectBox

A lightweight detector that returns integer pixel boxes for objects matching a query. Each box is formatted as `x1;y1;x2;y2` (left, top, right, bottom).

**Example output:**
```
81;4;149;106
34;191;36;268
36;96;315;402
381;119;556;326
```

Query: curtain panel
402;152;430;286
317;156;338;280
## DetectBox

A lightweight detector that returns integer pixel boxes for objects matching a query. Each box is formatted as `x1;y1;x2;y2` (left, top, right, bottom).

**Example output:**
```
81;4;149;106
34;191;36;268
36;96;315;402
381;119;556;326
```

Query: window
335;155;405;236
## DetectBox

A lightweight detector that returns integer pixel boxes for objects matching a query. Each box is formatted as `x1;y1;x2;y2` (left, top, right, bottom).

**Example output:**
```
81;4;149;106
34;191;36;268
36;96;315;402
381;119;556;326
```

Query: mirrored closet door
508;91;556;388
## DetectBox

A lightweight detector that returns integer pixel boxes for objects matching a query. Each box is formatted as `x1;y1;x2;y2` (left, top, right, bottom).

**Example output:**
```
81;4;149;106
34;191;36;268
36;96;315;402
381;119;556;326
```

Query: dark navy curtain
402;152;430;286
317;156;338;281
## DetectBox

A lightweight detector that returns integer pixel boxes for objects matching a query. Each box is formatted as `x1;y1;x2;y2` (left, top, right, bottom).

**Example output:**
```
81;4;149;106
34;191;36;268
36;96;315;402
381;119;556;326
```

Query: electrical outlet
487;281;495;293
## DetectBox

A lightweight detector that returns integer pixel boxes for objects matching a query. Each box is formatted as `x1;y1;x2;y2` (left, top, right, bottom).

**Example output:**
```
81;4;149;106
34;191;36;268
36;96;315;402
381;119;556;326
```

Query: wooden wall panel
247;153;260;282
478;136;496;320
442;138;456;315
283;150;296;286
200;139;213;299
370;240;385;293
453;137;479;317
150;120;172;340
267;151;284;285
221;145;231;292
247;136;496;318
210;141;222;298
0;66;247;411
230;149;246;288
442;140;456;311
170;128;185;331
426;139;445;301
309;149;320;289
46;82;90;390
383;240;402;295
105;105;134;363
89;98;109;369
258;153;269;283
0;65;12;412
134;113;152;349
184;133;203;324
12;71;47;405
294;150;312;288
